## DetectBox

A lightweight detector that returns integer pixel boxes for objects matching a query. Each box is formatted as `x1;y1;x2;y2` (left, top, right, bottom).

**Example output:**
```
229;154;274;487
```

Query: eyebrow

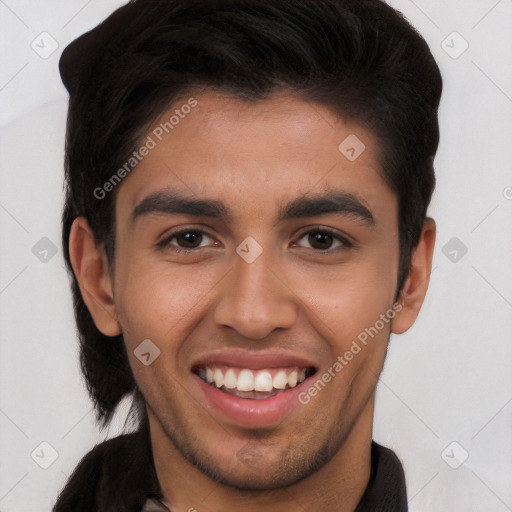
279;192;374;225
131;189;375;226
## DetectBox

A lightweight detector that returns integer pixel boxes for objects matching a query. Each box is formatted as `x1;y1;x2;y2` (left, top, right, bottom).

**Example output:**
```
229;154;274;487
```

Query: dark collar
355;441;408;511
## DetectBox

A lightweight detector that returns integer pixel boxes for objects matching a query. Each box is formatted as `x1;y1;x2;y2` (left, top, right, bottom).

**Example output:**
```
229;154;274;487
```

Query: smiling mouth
194;365;317;400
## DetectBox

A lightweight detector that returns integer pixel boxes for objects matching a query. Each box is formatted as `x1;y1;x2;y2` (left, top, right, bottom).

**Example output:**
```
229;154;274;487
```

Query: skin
69;92;436;512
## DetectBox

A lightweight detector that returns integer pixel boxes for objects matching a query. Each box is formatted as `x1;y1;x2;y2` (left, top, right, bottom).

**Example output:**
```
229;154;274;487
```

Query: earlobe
391;218;436;335
68;217;122;337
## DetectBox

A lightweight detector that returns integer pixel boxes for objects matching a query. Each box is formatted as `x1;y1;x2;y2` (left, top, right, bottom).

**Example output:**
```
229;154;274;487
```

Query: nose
213;253;297;340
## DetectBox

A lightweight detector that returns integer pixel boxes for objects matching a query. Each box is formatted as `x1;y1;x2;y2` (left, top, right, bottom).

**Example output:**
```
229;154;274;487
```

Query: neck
149;400;374;512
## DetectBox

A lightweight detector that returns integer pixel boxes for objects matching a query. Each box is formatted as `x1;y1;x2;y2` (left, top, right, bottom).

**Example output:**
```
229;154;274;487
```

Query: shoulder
53;430;160;512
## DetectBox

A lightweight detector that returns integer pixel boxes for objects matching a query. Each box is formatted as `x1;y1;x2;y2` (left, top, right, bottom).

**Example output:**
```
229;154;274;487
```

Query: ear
391;218;436;335
68;217;122;337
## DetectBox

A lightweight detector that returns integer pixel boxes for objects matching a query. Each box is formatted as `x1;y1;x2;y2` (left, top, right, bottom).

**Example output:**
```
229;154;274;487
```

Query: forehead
115;91;395;223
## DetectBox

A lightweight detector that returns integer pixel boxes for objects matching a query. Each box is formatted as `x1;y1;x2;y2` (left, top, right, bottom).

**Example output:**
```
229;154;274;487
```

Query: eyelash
156;227;354;254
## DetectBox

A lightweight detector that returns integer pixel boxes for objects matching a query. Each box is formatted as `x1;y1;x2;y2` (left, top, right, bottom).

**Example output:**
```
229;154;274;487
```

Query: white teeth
273;370;288;389
200;366;311;393
224;368;237;389
237;369;254;391
254;371;273;392
287;370;298;388
214;368;224;388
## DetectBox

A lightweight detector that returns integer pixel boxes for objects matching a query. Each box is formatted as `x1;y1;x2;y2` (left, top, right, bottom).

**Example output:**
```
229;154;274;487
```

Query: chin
183;437;340;492
195;461;310;491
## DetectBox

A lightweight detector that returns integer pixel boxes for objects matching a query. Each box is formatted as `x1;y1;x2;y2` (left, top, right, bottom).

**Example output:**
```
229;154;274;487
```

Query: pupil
309;231;332;249
179;232;201;248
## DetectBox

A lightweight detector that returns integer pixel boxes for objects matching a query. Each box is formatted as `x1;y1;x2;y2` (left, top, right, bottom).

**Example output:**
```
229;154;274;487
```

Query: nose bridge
213;247;297;339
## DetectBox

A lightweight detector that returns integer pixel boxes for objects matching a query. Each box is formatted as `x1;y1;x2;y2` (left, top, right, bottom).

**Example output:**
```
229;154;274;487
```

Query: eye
294;228;352;251
157;227;352;254
157;229;217;251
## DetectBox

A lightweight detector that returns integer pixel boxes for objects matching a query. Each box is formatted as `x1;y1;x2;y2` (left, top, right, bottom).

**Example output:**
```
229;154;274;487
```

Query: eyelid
156;226;218;249
293;226;354;248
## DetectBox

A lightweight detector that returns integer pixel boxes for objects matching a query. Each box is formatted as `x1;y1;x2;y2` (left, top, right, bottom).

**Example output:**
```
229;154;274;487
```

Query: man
55;0;441;510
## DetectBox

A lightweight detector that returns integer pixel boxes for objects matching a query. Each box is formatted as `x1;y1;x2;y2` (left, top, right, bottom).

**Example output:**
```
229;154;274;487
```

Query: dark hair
59;0;442;428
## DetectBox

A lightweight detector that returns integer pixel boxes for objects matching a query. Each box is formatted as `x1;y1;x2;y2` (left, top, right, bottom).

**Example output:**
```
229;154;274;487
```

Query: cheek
113;255;221;347
298;258;397;347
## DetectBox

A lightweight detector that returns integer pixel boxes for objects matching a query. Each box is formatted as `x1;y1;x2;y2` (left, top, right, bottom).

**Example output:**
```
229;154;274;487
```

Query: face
109;92;402;489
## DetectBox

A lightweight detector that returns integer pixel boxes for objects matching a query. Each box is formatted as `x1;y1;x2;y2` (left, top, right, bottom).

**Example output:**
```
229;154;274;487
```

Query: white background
0;1;511;510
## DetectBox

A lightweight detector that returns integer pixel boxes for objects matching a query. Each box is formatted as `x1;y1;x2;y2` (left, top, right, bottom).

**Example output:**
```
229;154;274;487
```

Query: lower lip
192;373;310;428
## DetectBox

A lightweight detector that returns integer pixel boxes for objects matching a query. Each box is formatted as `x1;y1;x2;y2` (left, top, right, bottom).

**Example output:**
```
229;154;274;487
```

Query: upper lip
191;349;318;371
